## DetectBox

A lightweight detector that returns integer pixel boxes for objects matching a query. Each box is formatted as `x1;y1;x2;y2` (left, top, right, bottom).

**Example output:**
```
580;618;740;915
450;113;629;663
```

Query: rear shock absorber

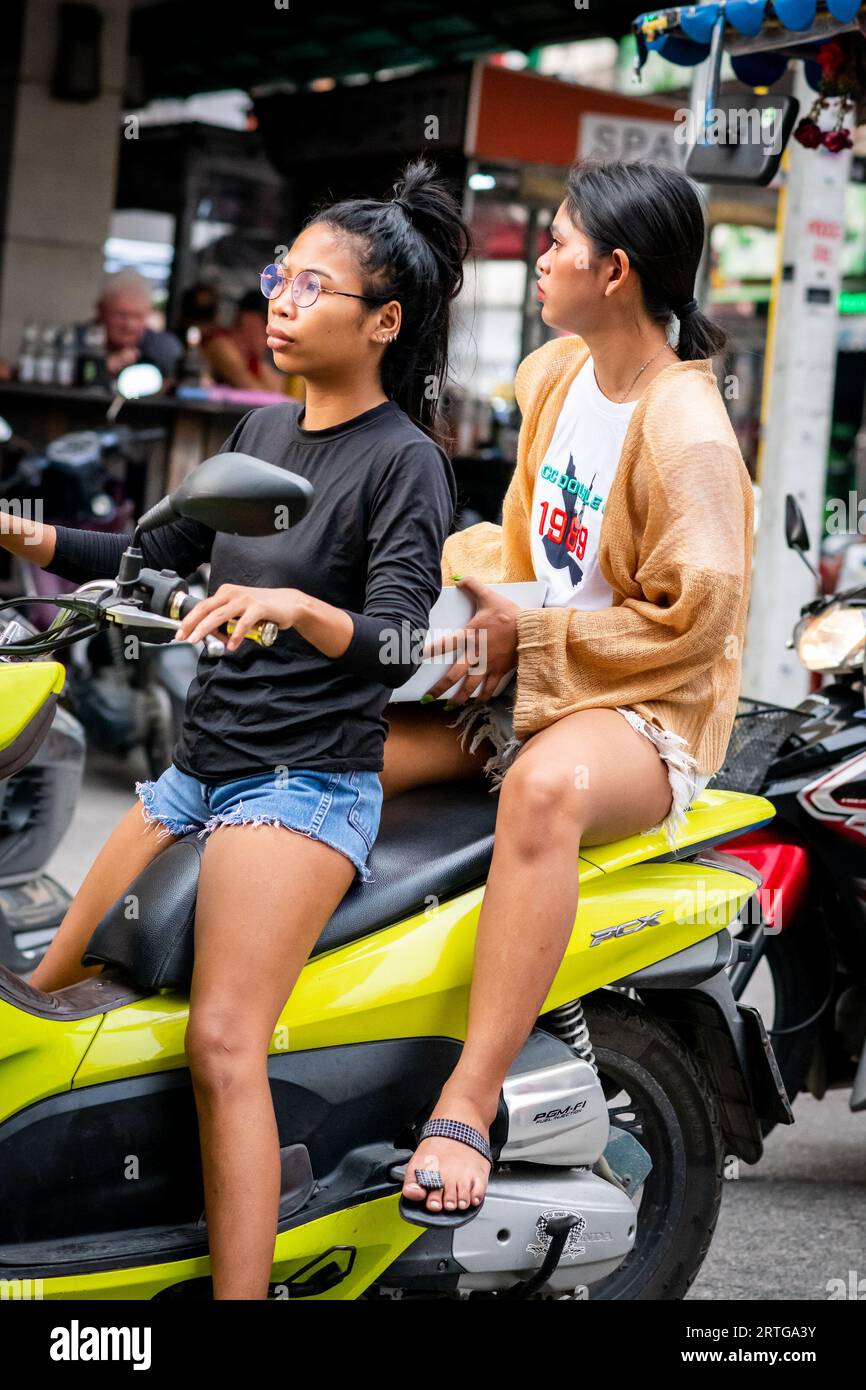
543;997;597;1074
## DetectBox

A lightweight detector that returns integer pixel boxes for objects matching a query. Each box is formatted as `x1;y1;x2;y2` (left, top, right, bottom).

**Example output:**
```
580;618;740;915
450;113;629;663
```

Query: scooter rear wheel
578;992;724;1301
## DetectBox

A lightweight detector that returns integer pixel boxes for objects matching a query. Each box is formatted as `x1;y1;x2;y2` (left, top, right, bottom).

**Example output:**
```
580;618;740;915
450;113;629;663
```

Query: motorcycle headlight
794;604;866;672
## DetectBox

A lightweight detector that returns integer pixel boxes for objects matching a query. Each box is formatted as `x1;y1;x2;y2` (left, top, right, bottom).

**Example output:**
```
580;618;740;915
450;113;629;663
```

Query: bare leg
380;703;494;799
184;822;356;1301
29;803;181;992
401;707;676;1213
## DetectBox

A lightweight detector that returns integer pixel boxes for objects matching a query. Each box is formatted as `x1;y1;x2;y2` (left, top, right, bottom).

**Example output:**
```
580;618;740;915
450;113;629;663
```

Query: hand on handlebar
173;583;302;652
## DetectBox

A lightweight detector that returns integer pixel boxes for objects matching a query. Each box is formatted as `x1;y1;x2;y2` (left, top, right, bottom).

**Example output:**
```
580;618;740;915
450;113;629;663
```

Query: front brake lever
101;597;227;657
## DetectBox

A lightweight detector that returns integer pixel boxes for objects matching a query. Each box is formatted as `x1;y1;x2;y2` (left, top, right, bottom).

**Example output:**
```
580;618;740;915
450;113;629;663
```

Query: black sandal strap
418;1117;492;1165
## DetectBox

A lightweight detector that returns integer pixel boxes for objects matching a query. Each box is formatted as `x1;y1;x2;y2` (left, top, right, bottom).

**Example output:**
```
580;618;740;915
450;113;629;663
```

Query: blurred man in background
79;270;183;388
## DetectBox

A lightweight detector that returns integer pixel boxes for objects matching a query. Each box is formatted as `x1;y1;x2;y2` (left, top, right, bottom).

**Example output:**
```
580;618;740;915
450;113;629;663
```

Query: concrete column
741;64;853;707
0;0;131;362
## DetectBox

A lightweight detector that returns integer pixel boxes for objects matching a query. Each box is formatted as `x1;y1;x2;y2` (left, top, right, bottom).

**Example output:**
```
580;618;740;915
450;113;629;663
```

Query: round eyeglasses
260;264;387;308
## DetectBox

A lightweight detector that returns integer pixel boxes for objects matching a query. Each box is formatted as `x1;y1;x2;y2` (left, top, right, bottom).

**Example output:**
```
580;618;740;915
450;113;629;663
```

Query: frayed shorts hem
134;771;378;886
445;691;713;854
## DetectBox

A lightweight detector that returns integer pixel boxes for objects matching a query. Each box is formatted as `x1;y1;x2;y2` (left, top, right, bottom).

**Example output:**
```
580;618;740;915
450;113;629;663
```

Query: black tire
582;991;723;1301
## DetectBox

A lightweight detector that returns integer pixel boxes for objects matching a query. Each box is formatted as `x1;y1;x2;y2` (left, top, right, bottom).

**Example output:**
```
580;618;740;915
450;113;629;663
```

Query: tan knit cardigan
440;335;754;775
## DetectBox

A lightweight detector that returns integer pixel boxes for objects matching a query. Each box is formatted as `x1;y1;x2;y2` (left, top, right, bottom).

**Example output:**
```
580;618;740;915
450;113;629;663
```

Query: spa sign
578;114;687;169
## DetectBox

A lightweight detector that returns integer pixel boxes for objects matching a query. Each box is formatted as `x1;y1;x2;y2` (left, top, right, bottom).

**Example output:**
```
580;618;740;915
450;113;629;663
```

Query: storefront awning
632;1;864;89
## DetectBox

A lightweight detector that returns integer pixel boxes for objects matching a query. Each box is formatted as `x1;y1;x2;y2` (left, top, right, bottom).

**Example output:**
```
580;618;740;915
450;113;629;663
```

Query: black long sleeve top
45;399;456;782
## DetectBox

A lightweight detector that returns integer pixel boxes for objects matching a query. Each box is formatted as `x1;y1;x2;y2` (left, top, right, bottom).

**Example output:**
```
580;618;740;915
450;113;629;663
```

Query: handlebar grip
174;591;278;647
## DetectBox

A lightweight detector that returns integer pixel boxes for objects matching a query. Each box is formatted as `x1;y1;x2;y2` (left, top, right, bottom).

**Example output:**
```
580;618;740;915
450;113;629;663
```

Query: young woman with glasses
0;159;468;1298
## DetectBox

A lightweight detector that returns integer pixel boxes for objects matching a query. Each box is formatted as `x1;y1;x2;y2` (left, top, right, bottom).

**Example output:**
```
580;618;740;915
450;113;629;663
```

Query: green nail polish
419;693;434;704
450;573;462;581
444;700;455;710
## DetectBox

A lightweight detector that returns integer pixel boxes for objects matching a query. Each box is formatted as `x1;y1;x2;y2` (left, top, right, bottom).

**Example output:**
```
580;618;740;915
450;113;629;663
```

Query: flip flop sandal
398;1118;493;1229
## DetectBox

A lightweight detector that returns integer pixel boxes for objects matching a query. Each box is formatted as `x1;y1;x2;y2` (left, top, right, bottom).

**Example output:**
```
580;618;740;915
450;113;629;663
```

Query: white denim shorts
445;682;713;853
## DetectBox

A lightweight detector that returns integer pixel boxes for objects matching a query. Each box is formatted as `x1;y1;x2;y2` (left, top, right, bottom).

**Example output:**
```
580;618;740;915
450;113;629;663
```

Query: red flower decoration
795;118;823;148
817;39;846;80
823;127;854;152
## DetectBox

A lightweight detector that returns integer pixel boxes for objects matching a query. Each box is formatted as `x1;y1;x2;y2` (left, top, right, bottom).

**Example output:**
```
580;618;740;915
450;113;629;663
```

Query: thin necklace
598;342;671;405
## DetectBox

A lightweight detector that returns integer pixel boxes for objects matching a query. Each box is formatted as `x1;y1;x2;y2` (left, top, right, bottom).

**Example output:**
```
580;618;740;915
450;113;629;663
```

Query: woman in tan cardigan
388;158;754;1218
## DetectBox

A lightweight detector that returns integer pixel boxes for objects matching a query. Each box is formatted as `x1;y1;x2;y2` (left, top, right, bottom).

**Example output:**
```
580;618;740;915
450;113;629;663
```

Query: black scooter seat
83;781;499;992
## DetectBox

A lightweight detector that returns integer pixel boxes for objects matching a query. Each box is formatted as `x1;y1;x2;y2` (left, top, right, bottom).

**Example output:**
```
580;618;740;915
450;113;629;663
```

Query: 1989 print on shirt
529;357;638;613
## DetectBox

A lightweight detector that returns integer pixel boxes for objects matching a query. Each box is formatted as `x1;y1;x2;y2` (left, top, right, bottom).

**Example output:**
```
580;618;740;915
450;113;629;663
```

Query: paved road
689;1088;865;1300
44;757;866;1302
44;750;141;898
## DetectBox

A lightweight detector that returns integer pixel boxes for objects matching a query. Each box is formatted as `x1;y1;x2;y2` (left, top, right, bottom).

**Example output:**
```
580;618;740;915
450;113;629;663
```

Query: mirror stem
796;548;823;593
136;495;178;535
116;539;144;600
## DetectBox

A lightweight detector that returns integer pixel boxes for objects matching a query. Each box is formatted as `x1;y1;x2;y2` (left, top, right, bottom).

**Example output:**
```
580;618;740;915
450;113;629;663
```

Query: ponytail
310;158;471;442
674;302;727;362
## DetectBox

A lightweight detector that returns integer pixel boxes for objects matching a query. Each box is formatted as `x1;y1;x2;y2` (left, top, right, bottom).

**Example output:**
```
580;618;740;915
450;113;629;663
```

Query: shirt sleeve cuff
329;612;424;689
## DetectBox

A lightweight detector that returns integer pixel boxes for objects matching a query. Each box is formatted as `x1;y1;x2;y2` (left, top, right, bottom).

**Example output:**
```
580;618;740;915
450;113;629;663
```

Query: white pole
741;64;853;706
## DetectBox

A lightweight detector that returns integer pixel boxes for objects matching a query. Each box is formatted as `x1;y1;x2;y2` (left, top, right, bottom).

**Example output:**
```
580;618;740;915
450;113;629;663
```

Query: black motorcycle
716;494;866;1128
0;377;201;779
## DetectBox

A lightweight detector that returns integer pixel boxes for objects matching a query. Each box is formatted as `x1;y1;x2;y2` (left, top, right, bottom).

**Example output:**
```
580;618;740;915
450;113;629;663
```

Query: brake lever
101;601;183;641
101;598;231;658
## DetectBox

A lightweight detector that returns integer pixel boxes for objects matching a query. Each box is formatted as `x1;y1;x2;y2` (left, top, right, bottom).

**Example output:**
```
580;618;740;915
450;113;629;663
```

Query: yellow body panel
17;1195;420;1301
0;1000;102;1124
0;663;65;751
579;787;771;874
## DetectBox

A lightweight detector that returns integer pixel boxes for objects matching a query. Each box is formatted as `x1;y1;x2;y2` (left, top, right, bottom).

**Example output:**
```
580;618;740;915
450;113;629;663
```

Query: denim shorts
134;763;384;885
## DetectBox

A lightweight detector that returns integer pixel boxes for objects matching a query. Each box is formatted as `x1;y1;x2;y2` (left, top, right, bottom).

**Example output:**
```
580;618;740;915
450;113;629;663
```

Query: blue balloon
804;58;824;92
772;0;818;30
680;3;723;44
727;1;768;37
652;34;712;66
731;51;790;87
827;0;861;20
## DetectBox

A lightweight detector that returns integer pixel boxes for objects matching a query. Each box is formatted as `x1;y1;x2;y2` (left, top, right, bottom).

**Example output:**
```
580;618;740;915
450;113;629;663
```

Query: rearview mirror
137;452;314;537
785;494;810;553
106;363;165;424
685;95;800;187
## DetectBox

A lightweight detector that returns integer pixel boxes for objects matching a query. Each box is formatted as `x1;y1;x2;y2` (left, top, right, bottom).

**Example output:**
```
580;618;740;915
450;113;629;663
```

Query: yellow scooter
0;453;791;1300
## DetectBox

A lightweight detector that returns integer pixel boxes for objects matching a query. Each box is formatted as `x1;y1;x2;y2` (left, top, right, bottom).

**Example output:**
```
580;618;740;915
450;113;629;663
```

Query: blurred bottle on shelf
178;326;206;389
35;325;58;385
77;323;107;388
16;322;39;383
55;327;78;388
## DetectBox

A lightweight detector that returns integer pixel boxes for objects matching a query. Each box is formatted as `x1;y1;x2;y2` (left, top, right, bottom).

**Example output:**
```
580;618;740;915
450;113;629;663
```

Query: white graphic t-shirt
530;356;639;611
